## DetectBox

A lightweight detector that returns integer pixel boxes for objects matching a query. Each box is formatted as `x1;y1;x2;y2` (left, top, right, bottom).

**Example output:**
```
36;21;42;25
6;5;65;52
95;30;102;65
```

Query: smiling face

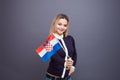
55;18;68;36
49;14;70;37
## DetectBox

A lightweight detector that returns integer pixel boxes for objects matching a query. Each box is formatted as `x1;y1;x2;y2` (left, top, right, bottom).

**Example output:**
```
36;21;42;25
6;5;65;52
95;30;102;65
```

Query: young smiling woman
44;13;77;80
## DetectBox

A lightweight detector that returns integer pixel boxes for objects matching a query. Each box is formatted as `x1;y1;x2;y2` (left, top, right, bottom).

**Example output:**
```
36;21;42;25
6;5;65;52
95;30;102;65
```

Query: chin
57;32;63;35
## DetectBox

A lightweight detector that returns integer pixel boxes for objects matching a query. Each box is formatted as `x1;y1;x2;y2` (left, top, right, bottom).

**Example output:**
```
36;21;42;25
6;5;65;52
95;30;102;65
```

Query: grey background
1;0;120;80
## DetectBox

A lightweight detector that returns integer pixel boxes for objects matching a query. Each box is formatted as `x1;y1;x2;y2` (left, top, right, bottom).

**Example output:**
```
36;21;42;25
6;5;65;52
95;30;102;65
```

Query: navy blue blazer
47;35;77;77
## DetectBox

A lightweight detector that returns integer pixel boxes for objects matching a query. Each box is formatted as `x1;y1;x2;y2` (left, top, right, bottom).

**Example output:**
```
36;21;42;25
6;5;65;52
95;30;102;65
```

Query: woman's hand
65;58;75;75
68;66;75;75
66;57;73;69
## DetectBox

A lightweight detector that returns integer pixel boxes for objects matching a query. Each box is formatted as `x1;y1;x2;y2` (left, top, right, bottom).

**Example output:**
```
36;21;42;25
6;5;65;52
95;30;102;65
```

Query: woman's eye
64;25;67;27
58;23;62;26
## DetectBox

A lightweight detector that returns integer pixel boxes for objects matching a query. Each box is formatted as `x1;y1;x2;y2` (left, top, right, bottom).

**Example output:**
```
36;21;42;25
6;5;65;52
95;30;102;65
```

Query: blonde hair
49;13;70;37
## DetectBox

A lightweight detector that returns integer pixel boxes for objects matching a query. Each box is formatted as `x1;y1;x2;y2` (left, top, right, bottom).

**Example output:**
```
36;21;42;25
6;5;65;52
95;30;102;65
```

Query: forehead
57;18;68;24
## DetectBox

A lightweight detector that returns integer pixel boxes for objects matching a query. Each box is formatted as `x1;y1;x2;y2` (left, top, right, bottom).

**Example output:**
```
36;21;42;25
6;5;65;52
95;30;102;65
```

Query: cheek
64;27;67;31
56;25;59;29
55;25;59;32
55;24;59;28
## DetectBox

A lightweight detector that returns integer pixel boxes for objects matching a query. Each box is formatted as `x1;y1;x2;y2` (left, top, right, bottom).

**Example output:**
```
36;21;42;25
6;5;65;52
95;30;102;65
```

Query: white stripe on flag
50;38;59;46
38;49;47;57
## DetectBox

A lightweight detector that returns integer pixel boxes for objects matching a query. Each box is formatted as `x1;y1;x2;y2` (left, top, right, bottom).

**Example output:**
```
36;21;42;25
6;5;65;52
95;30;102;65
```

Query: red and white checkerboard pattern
45;42;53;52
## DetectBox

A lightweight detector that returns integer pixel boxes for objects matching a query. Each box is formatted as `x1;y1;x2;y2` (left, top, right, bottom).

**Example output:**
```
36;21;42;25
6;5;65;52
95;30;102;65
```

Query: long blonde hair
49;13;70;37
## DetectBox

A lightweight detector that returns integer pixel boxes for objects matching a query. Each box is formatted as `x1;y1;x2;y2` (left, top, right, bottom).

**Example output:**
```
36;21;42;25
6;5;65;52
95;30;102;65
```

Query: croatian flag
35;34;62;62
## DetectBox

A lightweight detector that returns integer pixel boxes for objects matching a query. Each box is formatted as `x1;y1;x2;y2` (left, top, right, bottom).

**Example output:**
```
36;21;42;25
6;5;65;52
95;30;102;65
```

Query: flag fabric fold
35;34;62;62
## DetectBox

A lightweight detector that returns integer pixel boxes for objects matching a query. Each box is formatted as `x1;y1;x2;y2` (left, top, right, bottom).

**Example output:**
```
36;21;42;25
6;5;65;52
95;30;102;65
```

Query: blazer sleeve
71;36;77;66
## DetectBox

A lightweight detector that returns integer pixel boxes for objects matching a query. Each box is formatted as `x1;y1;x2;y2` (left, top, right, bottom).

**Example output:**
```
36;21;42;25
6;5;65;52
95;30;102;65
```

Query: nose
61;25;65;29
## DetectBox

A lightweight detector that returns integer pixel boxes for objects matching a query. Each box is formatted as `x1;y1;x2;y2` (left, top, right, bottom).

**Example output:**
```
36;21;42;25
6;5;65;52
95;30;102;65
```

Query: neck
53;33;63;39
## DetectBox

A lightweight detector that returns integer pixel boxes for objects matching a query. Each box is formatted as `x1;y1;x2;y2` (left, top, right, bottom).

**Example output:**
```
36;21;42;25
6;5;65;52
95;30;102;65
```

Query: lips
58;28;64;33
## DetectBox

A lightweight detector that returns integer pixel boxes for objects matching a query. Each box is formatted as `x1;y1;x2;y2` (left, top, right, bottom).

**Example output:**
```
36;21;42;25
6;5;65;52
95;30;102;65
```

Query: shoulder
67;35;74;39
65;35;75;41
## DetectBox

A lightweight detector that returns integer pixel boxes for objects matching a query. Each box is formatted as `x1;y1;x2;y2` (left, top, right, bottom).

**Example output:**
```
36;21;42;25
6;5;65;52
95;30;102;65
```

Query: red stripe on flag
47;34;55;40
35;44;43;54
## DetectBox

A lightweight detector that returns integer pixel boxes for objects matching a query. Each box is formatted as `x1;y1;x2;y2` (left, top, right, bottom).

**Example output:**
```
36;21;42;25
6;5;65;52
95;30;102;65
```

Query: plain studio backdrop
1;0;120;80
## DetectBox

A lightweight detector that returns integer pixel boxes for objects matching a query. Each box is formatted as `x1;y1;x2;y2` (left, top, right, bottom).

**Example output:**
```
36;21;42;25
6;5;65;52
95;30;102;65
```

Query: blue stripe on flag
42;43;61;62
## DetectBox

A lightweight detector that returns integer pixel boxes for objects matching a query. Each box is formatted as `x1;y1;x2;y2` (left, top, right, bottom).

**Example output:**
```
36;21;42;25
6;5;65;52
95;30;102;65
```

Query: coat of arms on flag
35;34;62;62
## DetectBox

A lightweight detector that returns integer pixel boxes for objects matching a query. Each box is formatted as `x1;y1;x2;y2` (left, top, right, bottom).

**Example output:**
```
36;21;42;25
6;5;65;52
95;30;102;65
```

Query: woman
45;13;77;80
